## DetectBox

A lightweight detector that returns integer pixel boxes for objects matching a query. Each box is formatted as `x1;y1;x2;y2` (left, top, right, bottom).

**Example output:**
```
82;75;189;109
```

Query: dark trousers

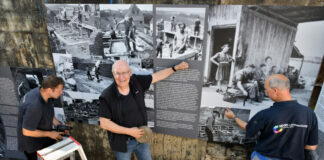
156;47;162;58
205;127;213;142
24;139;56;160
242;81;259;99
24;151;37;160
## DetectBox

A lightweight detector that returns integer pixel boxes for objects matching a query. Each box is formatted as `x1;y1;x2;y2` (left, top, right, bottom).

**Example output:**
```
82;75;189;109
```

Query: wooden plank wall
70;122;253;160
204;5;242;79
208;5;242;28
238;6;297;71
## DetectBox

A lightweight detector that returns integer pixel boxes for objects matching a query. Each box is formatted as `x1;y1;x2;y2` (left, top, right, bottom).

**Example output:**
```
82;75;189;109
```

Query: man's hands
53;117;61;127
174;61;189;71
128;127;144;139
48;131;64;141
100;117;145;139
151;61;189;84
225;108;247;130
225;108;235;119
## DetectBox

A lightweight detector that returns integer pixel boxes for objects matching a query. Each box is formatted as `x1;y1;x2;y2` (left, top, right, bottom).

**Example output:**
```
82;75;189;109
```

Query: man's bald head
264;74;292;102
112;60;132;89
112;60;130;73
266;74;290;90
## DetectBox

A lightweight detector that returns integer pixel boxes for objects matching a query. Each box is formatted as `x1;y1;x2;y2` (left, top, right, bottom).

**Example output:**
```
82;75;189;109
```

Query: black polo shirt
17;88;56;153
246;100;318;160
120;93;144;128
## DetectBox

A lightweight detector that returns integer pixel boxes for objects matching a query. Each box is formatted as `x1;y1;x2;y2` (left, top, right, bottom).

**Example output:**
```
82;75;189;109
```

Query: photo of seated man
232;64;260;103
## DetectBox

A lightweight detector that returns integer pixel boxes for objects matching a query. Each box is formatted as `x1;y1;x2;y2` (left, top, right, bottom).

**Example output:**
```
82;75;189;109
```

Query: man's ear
273;88;279;94
129;68;132;75
43;87;51;94
50;88;56;93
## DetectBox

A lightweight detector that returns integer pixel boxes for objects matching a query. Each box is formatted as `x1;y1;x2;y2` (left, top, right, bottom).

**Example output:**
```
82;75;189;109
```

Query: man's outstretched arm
151;61;189;84
23;128;63;141
305;145;317;150
225;108;247;130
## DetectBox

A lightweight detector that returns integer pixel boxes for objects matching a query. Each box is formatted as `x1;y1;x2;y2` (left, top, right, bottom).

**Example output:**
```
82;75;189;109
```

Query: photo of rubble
199;106;254;144
45;4;101;56
200;5;324;119
45;4;155;126
54;107;66;123
155;6;206;60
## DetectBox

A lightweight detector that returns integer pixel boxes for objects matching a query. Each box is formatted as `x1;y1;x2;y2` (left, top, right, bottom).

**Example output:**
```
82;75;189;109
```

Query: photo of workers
200;5;324;143
154;6;206;61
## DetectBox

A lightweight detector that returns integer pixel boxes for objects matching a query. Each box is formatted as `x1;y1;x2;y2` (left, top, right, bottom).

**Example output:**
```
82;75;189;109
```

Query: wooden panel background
69;122;252;160
238;6;297;71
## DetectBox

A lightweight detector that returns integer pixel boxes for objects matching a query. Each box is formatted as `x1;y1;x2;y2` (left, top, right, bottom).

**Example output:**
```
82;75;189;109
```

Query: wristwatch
172;66;177;72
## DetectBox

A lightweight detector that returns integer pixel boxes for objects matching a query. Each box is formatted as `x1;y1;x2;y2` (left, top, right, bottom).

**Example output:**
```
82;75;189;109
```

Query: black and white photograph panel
45;4;101;56
52;52;124;124
201;5;324;120
54;107;66;123
46;4;155;125
155;6;206;60
100;4;154;68
199;106;254;144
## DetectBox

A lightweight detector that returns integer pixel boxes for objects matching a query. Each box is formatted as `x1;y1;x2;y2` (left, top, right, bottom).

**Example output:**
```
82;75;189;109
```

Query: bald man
225;74;318;160
99;60;189;160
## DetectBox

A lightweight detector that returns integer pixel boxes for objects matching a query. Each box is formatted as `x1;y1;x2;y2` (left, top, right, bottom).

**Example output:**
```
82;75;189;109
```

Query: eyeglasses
113;71;130;77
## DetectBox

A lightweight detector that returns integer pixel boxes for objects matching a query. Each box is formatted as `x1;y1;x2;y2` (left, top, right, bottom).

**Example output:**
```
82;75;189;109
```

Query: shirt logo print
273;125;283;134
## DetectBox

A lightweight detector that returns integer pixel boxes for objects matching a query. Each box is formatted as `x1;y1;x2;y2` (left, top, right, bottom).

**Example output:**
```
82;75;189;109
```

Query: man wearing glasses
99;60;189;160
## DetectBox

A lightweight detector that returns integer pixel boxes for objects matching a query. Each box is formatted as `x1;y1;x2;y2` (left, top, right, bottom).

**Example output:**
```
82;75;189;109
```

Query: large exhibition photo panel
45;4;155;125
44;3;324;142
199;5;324;143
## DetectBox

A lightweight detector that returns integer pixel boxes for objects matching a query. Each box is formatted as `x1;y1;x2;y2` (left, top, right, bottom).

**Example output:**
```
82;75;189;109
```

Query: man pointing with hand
225;74;318;160
99;60;189;160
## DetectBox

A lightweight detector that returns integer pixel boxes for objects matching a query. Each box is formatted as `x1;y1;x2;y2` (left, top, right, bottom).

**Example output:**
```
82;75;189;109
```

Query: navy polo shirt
17;87;56;153
246;100;318;160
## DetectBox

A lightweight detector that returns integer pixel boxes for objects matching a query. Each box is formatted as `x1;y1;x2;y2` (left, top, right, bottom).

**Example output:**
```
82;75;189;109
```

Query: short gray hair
269;76;290;90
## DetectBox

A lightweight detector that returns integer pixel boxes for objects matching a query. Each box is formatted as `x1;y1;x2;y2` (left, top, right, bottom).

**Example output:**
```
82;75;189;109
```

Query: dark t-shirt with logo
246;100;318;160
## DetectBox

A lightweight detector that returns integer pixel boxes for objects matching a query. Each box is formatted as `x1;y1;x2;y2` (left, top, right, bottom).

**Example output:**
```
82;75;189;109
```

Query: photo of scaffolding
45;4;155;125
155;6;206;60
